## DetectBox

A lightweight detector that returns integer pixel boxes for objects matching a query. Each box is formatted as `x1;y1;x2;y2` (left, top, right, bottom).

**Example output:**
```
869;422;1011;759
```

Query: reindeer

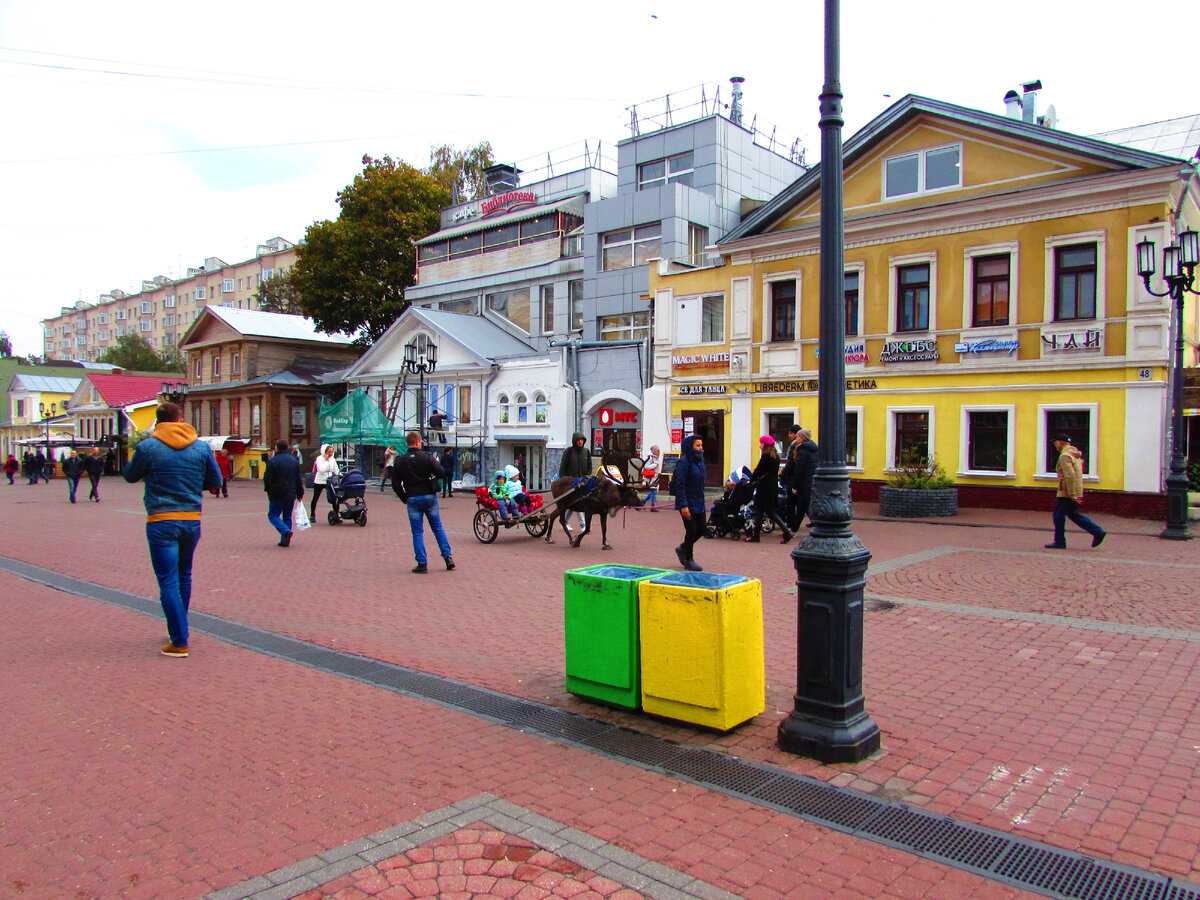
546;475;642;550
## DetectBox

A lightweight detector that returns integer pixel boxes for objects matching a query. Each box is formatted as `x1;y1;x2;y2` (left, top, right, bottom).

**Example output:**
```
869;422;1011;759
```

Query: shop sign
955;338;1019;356
754;378;877;393
598;407;638;425
1041;329;1102;352
672;351;731;371
676;384;728;395
880;339;939;362
814;342;870;364
481;190;537;217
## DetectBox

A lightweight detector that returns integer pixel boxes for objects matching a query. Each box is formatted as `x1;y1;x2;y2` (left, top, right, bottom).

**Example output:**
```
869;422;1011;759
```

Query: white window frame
638;152;694;190
97;313;107;324
888;252;937;334
140;301;152;314
261;267;274;281
1044;231;1106;324
115;309;126;320
231;352;241;377
98;329;108;340
1036;402;1100;481
885;406;936;472
762;272;801;343
195;285;207;300
497;392;511;425
844;262;865;338
164;296;175;308
883;142;963;200
139;320;151;332
845;406;864;472
222;278;234;293
601;223;662;271
599;312;650;342
674;293;725;346
961;241;1019;331
958;405;1016;478
539;284;555;336
164;314;175;326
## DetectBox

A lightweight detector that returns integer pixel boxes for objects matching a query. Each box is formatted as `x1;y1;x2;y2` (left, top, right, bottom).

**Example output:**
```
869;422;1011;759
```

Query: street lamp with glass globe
403;338;438;443
1135;228;1198;540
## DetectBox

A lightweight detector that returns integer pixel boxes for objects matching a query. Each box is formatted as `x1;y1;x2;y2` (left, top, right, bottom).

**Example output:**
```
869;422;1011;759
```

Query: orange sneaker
160;643;189;658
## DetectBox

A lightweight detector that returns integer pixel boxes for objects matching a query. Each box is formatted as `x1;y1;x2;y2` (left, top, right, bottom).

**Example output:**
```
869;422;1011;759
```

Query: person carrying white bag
263;439;306;547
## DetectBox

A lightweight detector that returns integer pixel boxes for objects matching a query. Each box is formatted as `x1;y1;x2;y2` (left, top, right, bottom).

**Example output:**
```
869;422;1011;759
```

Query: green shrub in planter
880;451;957;517
887;450;955;490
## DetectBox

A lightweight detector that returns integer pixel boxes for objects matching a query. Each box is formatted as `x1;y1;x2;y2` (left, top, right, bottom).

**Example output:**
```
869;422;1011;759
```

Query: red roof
86;373;171;409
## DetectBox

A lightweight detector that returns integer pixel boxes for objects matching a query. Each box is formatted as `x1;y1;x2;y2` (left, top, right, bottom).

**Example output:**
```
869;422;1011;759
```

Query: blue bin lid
649;571;750;589
567;565;671;580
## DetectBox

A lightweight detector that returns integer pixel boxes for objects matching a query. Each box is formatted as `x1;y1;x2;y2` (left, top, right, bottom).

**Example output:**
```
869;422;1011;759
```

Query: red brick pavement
1;477;1196;897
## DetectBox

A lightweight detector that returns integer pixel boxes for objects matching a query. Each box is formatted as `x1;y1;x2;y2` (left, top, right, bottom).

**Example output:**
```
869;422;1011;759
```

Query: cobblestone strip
203;793;740;900
868;592;1200;642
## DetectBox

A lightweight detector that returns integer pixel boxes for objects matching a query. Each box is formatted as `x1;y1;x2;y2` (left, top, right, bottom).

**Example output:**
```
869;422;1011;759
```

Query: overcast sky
0;0;1192;357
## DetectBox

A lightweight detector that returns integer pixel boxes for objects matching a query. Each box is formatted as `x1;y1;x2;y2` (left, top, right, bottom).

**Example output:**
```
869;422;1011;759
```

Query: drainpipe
549;337;651;434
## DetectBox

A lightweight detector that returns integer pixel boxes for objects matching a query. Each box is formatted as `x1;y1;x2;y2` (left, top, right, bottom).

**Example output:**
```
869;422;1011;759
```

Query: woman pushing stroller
746;435;793;544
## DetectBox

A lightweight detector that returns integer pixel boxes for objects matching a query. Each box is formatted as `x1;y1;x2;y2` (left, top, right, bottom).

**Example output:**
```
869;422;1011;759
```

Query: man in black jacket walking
263;439;305;547
787;428;818;530
393;431;454;573
83;446;105;501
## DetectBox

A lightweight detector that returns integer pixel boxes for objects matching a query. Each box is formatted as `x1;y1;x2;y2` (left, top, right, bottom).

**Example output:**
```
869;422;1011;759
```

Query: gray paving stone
637;860;696;889
248;875;319;900
205;875;272;900
555;844;608;872
597;860;653;890
264;856;327;885
358;837;417;863
518;824;566;850
556;826;607;851
596;842;647;869
318;837;374;863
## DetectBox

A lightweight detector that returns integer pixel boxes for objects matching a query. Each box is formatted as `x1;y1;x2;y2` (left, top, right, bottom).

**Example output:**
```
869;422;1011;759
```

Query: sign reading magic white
880;339;939;363
672;351;731;370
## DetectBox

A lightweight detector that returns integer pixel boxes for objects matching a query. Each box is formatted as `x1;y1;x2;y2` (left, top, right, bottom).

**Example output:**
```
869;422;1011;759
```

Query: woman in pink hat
746;435;792;543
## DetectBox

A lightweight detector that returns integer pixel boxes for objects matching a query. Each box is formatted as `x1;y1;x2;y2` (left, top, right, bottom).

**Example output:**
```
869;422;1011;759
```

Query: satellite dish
1041;104;1058;130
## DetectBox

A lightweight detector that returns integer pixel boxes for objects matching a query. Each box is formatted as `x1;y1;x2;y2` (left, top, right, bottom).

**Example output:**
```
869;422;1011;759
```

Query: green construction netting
318;388;404;445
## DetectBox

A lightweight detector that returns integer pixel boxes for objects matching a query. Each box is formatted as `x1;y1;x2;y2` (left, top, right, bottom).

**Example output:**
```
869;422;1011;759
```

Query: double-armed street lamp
38;401;57;465
1136;228;1198;541
160;380;189;406
403;338;438;443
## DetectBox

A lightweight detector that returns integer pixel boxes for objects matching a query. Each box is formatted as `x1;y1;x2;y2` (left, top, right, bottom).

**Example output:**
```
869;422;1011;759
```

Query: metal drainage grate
6;553;1200;900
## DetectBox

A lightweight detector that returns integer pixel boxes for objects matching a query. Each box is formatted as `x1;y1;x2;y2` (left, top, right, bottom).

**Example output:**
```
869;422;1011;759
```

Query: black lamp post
160;380;189;406
777;0;880;763
1136;228;1198;541
403;338;438;443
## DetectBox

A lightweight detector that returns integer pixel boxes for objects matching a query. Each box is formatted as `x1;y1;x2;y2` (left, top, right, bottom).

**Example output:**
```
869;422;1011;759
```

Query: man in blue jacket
263;438;305;547
673;434;707;571
123;403;223;658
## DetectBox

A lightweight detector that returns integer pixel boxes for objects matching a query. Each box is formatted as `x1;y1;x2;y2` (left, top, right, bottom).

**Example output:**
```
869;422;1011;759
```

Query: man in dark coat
559;431;592;532
33;449;47;484
673;434;707;571
83;446;106;502
393;431;454;573
62;450;85;503
263;439;305;547
788;428;818;529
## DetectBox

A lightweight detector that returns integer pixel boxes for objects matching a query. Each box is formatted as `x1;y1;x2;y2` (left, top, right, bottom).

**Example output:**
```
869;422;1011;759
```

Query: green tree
0;331;12;358
158;343;184;372
289;142;494;344
255;268;302;314
291;155;450;344
428;141;495;201
97;333;178;372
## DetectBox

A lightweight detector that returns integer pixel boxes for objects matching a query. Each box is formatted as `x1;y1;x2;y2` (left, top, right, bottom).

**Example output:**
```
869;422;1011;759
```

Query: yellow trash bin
638;572;765;731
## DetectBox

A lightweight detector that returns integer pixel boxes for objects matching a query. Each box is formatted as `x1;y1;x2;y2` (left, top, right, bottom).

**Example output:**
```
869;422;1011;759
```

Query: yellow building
648;95;1199;515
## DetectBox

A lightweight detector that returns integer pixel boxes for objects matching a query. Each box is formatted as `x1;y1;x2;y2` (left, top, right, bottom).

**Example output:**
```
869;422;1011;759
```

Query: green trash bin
564;564;671;709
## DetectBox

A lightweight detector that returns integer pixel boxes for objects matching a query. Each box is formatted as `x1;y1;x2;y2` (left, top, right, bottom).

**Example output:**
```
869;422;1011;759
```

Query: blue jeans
267;498;294;536
146;520;201;647
406;493;452;565
66;477;79;503
1052;498;1103;545
644;487;658;507
495;497;518;519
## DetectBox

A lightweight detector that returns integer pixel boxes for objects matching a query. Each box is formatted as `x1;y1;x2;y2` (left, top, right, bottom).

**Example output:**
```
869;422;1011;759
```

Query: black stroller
327;469;368;526
705;468;756;539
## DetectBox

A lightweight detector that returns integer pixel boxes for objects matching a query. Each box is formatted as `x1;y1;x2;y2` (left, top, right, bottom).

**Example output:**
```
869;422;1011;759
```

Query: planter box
879;485;958;517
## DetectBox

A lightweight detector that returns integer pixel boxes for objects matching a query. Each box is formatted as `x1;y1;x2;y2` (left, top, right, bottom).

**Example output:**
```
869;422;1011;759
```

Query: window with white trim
194;358;202;380
539;285;555;335
139;321;151;332
222;279;234;293
599;312;650;341
884;143;961;199
164;296;175;308
1044;232;1106;324
568;280;583;332
638;152;694;190
115;309;126;320
211;356;220;380
846;407;863;469
97;313;107;324
498;393;510;425
675;294;725;346
195;286;206;300
1039;406;1097;477
164;314;175;326
534;391;547;424
140;301;152;314
515;392;529;424
231;352;240;377
960;406;1015;476
887;407;935;469
602;223;661;271
769;279;796;342
888;253;937;334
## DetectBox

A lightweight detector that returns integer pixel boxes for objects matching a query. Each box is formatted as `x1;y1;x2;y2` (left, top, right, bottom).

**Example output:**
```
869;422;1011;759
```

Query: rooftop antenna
730;76;745;127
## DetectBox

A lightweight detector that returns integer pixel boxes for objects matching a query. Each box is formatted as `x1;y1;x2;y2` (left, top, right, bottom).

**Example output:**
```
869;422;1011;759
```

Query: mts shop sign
598;407;638;426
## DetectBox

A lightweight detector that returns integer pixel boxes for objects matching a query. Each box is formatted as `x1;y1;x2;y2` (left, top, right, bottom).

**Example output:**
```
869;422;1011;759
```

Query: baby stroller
706;467;755;539
327;469;368;526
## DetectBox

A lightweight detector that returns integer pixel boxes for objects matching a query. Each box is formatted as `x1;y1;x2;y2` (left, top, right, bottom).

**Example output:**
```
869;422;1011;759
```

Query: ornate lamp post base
778;526;880;763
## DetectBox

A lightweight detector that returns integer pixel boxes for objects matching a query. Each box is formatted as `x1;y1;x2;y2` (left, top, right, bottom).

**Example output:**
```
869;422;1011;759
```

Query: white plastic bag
293;501;311;531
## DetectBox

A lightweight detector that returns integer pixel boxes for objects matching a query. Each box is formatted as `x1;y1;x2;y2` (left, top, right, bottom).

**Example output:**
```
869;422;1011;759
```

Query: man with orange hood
123;402;223;657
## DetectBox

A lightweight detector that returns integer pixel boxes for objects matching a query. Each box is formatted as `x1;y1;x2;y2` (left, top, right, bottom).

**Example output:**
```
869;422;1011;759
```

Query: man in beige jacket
1046;434;1106;549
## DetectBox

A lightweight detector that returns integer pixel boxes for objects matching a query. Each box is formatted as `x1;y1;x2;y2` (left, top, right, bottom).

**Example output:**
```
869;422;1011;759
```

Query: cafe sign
880;338;939;363
1041;329;1102;353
